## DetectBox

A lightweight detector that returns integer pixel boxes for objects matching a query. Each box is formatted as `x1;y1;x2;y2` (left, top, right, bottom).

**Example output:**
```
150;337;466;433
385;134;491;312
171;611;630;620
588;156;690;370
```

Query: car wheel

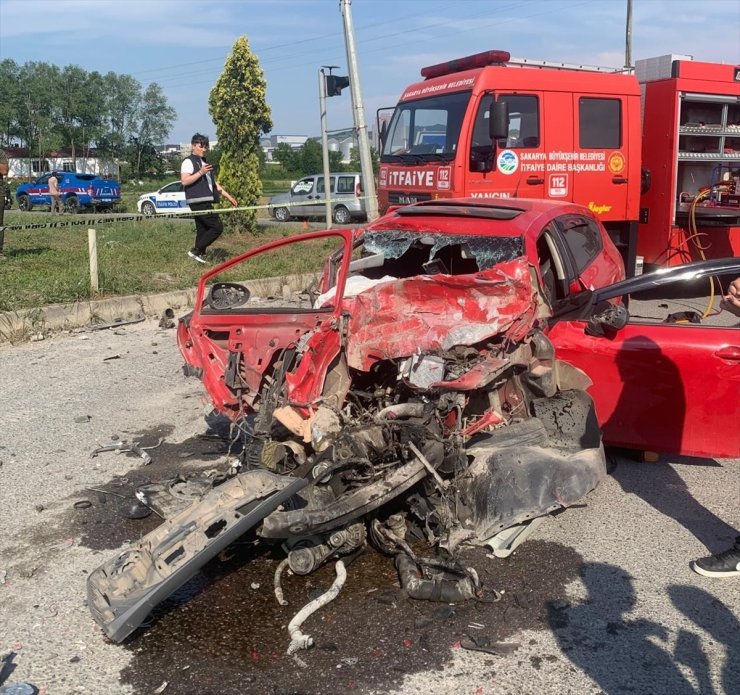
333;205;351;225
141;201;156;216
65;196;80;214
274;207;290;222
18;194;31;211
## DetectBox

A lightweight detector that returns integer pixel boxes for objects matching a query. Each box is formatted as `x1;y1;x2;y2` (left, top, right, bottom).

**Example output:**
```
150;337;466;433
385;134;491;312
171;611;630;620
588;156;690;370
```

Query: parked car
87;197;740;642
15;172;121;213
268;172;365;224
137;181;190;216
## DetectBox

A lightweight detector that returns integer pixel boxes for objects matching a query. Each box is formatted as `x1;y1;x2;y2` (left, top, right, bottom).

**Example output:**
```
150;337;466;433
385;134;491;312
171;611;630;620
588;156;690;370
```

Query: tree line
267;139;378;180
0;59;176;177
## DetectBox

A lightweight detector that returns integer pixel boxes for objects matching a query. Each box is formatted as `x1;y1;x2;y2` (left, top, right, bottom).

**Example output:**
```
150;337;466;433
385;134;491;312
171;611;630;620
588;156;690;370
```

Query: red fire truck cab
377;50;642;273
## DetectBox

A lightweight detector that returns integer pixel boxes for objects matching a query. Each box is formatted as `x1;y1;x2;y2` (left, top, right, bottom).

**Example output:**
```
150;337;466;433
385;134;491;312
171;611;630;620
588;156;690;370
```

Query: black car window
336;176;355;193
555;214;603;274
579;97;621;149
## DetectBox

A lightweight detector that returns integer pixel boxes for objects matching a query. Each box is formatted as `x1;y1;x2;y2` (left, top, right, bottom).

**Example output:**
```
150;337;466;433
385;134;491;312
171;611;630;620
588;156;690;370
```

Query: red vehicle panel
549;321;740;458
637;58;740;267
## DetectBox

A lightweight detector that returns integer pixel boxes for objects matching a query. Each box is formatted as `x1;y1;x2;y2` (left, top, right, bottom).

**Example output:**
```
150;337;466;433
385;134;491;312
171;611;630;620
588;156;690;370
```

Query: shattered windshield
361;230;524;273
381;91;471;163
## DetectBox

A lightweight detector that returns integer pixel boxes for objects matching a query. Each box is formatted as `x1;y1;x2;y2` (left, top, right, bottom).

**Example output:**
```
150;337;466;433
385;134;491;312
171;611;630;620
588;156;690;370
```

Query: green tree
58;65;106;165
209;35;272;232
329;149;344;171
273;142;299;174
17;62;62;174
298;139;323;174
349;145;379;175
0;59;20;146
100;72;141;158
130;83;176;176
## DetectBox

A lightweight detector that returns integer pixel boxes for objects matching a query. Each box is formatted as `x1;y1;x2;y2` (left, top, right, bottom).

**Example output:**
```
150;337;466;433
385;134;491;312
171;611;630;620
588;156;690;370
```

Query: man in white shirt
180;133;237;263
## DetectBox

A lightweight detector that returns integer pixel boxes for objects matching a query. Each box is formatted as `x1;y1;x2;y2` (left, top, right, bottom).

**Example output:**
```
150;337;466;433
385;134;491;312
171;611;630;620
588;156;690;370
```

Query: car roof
367;197;594;239
301;172;362;177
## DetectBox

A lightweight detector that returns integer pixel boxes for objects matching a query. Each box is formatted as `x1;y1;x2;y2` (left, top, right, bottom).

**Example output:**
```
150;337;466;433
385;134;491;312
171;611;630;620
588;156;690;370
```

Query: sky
1;0;739;145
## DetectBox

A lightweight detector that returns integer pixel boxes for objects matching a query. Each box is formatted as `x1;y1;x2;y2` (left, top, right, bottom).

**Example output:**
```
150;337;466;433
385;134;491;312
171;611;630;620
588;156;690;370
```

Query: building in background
5;148;119;179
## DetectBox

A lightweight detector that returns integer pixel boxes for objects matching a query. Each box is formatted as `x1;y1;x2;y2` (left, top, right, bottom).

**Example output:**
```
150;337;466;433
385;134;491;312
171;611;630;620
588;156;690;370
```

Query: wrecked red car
87;199;740;643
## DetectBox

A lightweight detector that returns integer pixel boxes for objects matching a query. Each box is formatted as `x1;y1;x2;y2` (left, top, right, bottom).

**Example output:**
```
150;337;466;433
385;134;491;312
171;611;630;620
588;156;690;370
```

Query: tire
274;206;290;222
65;196;80;214
141;201;156;216
18;194;31;212
333;205;351;225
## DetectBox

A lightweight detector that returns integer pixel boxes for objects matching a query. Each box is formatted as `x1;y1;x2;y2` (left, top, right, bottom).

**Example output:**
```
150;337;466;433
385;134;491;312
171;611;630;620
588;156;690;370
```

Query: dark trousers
189;201;223;255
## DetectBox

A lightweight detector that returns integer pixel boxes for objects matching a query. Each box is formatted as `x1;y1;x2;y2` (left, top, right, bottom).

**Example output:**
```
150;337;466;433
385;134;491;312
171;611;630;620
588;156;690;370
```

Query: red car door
178;230;354;418
549;319;740;459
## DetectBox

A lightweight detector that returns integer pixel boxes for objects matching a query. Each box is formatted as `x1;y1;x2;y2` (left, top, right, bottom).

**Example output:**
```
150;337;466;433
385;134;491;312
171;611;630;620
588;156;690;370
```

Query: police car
16;172;121;213
137;181;190;216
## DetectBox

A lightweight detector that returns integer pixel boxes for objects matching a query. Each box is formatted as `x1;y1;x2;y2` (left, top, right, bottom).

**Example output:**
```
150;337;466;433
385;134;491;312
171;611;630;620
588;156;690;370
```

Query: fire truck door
570;94;630;222
466;92;545;201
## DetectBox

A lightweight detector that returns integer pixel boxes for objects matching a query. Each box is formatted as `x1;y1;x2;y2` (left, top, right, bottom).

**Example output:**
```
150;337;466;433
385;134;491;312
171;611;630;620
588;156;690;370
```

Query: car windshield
334;230;524;284
381;91;471;163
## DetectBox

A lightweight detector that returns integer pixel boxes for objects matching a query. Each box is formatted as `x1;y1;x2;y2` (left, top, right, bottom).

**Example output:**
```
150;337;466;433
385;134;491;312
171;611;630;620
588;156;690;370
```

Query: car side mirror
585;303;629;338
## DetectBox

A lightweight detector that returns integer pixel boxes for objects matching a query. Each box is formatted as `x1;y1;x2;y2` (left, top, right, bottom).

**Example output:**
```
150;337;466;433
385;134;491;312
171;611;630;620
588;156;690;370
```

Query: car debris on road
85;198;740;652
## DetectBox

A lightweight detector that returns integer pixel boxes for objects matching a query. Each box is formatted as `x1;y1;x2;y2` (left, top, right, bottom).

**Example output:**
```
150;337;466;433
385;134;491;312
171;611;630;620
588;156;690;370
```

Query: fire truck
377;50;740;275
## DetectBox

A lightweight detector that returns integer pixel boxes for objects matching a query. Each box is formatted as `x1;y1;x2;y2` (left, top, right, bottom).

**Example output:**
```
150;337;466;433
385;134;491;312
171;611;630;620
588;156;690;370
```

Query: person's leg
691;536;740;578
196;212;224;253
188;202;211;258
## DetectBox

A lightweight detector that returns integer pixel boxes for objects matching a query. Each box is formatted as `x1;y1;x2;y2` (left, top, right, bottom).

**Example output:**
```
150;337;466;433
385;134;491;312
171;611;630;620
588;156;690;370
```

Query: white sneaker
188;250;207;264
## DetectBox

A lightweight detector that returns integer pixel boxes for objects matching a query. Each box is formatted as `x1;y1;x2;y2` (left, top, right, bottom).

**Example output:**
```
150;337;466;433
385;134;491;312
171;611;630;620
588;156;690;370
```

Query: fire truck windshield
381;91;471;163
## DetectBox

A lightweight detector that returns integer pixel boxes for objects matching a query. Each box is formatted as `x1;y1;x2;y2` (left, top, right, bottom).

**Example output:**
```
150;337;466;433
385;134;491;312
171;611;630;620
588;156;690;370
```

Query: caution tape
1;202;268;232
1;195;375;232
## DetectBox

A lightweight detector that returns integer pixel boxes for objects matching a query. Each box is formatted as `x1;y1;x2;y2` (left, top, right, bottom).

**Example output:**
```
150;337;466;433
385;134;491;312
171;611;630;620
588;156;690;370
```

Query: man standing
49;171;63;214
0;147;8;261
690;277;740;578
180;133;237;263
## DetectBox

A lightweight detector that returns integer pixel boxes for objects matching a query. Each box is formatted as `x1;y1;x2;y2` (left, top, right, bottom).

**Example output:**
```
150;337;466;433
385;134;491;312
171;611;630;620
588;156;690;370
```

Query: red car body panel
549;321;740;458
342;258;536;371
178;230;355;415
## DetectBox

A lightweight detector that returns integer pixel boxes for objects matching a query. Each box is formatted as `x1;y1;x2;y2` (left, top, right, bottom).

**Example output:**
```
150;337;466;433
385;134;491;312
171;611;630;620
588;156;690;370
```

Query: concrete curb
0;272;317;344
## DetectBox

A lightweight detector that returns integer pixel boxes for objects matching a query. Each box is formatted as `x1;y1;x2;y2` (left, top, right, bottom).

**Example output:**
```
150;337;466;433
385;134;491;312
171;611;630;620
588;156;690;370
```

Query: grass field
0;207;328;312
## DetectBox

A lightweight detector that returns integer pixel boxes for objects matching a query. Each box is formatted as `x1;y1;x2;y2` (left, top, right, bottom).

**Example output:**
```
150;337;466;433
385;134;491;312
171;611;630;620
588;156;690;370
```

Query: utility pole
319;66;335;228
340;0;379;221
625;0;633;70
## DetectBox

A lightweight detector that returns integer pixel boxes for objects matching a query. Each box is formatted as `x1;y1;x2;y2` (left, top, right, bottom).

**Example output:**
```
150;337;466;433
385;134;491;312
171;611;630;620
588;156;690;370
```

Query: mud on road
1;319;738;695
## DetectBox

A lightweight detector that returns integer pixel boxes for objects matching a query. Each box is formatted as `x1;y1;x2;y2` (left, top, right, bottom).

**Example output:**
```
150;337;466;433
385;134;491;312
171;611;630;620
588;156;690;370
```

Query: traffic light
325;74;350;97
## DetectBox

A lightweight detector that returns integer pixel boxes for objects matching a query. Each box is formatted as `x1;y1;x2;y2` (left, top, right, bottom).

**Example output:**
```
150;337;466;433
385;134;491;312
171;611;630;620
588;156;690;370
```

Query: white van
268;172;365;224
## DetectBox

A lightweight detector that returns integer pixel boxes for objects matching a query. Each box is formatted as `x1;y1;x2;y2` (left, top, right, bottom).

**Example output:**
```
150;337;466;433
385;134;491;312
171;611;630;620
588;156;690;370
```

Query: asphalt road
0;317;738;695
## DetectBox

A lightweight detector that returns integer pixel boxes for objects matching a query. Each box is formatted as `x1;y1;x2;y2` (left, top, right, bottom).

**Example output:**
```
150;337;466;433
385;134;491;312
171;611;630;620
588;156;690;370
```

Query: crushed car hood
342;257;538;371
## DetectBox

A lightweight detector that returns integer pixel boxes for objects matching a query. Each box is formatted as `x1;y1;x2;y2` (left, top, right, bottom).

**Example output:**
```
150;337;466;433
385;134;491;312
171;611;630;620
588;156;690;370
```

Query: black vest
184;155;219;204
